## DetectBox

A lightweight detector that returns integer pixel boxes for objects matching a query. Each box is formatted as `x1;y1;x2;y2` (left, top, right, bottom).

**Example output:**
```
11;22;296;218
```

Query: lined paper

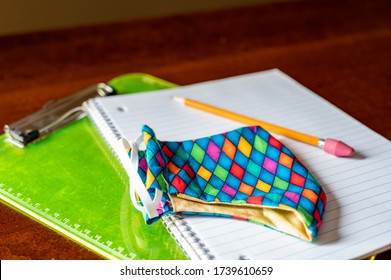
89;69;391;259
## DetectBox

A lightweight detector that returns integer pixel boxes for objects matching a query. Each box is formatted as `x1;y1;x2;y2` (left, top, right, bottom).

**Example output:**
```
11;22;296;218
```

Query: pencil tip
171;96;185;104
324;139;355;157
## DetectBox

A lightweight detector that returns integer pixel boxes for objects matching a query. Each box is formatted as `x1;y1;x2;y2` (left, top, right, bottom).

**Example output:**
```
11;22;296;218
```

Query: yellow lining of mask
171;193;313;242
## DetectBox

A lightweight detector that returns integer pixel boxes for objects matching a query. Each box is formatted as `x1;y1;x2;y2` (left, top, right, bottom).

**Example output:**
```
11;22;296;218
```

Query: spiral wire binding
162;214;215;260
84;99;122;144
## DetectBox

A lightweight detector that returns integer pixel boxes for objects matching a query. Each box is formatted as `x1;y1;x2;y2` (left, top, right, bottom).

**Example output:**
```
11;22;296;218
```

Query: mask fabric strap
116;137;162;219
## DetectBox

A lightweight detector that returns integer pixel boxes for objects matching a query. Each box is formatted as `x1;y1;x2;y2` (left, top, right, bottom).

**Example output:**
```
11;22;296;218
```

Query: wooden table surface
0;0;390;259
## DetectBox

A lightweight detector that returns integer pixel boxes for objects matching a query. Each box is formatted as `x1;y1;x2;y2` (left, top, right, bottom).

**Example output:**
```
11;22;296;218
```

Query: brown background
0;0;390;259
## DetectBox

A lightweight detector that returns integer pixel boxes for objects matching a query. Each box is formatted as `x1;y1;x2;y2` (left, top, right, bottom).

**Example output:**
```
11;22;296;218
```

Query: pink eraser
324;139;355;157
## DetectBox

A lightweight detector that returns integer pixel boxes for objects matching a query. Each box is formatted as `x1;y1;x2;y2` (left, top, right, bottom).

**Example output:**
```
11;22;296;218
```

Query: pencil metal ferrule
317;138;326;149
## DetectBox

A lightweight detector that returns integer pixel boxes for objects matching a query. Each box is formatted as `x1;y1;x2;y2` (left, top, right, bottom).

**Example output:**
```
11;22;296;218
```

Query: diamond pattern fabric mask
118;125;326;242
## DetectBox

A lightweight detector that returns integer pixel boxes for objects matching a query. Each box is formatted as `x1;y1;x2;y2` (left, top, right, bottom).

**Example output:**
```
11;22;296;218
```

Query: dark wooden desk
0;0;390;259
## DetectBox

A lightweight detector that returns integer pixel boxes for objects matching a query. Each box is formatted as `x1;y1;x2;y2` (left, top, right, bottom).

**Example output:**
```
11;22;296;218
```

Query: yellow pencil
172;96;355;157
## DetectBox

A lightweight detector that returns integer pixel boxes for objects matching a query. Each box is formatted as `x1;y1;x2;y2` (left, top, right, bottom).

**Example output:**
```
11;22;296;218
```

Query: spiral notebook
85;69;391;260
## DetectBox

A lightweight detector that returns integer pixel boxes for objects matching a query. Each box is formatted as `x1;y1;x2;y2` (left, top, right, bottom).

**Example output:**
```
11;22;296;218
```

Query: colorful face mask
116;125;326;242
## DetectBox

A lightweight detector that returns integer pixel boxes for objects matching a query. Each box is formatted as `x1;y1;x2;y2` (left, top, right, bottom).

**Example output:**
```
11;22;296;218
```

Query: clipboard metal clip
4;83;115;148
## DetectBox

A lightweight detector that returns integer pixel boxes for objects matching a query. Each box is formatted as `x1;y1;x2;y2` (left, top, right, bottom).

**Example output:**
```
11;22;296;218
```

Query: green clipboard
0;73;187;260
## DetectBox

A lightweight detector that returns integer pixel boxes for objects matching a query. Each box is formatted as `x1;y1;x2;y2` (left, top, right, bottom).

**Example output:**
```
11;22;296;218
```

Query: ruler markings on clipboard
0;183;136;260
